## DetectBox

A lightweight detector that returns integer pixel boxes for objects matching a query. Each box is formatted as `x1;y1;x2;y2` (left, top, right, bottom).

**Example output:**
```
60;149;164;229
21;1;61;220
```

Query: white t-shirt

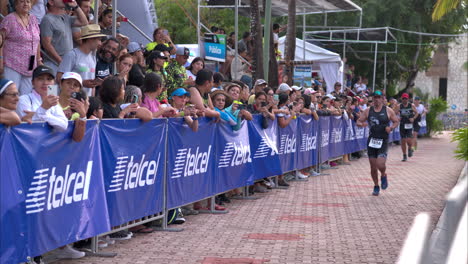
186;70;197;81
416;104;425;115
58;48;97;96
30;0;46;24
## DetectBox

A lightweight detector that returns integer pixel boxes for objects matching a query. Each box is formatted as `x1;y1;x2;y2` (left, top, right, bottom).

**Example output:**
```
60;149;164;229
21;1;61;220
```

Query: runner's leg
368;158;379;186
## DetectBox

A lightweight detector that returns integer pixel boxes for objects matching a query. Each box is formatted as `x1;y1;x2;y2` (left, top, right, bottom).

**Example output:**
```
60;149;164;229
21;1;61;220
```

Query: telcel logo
300;134;317;152
279;134;296;154
25;161;93;214
218;142;252;168
321;131;330;147
345;126;355;141
355;126;365;139
253;136;278;158
331;128;343;143
171;146;212;178
108;154;160;193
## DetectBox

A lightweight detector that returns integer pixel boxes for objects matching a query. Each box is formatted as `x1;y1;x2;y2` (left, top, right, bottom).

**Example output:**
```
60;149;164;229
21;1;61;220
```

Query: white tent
278;37;343;93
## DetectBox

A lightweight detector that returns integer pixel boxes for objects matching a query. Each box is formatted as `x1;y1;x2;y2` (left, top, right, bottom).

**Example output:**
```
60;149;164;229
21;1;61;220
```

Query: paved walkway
61;132;465;264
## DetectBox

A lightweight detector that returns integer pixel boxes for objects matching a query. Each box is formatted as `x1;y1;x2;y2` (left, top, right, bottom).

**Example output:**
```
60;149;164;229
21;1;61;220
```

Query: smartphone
237;104;246;110
28;55;35;71
261;102;268;107
132;94;139;104
273;94;279;101
47;85;58;96
71;92;83;102
163;29;168;36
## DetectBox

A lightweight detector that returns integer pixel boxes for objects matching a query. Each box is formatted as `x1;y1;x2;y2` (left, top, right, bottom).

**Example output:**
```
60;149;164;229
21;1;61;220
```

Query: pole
384;52;387;93
302;12;306;62
373;43;378;92
111;0;117;75
197;0;201;55
234;0;239;81
93;0;99;24
263;0;272;80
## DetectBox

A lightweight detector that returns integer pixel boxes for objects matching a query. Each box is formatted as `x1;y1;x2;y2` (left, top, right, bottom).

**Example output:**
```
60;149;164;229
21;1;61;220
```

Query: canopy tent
278;37;343;93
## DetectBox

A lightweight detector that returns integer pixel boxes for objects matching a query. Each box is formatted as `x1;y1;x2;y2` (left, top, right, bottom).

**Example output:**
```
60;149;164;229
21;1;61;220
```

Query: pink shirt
141;95;161;113
0;13;40;76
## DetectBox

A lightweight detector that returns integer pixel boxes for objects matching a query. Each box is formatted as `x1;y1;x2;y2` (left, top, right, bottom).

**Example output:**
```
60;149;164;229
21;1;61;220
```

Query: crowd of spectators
0;1;428;263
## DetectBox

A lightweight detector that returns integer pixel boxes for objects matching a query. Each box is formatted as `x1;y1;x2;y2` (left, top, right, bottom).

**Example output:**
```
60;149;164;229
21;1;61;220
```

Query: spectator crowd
0;1;428;263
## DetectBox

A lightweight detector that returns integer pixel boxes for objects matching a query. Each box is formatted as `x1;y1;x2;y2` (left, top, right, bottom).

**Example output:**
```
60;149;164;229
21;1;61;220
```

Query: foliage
432;0;466;21
412;87;430;103
451;126;468;160
426;97;449;135
154;0;250;44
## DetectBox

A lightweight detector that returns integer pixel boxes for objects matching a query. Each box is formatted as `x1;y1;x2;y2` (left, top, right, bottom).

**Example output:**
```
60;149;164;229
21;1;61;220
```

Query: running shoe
372;186;380;196
402;155;407;162
408;149;414;157
381;175;388;190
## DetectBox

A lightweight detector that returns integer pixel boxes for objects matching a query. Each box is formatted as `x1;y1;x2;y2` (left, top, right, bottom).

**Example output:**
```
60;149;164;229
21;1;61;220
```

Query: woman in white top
16;65;68;131
185;57;205;81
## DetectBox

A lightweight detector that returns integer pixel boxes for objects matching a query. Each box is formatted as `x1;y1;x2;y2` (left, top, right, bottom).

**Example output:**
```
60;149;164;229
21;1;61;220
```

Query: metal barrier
397;213;432;264
445;204;467;264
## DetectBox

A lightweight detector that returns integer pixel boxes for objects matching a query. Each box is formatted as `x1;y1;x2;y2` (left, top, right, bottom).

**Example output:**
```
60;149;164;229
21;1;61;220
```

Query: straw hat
79;24;107;40
210;90;233;108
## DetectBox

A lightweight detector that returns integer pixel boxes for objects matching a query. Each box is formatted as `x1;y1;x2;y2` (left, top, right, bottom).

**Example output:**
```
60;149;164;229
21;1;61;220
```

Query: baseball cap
325;94;336;100
291;85;303;91
176;46;190;57
61;72;83;87
414;96;421;100
304;88;317;95
33;65;55;79
278;83;292;92
401;93;410;99
254;79;267;86
127;42;142;53
153;51;168;60
169;88;190;99
372;90;383;97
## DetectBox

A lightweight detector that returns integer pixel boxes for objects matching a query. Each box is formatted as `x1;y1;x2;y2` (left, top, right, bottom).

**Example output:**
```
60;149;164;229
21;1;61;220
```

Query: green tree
432;0;467;21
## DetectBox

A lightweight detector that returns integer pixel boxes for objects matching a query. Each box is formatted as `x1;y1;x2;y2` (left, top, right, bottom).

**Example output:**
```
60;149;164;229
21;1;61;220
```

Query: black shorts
413;121;421;132
367;138;388;159
400;126;413;139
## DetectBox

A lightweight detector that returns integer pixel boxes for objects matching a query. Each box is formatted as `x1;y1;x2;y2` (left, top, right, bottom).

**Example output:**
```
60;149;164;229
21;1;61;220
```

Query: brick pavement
60;132;465;264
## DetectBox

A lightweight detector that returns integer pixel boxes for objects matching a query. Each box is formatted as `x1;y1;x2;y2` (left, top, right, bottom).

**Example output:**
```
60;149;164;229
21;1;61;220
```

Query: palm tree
432;0;466;21
250;0;264;81
284;0;296;86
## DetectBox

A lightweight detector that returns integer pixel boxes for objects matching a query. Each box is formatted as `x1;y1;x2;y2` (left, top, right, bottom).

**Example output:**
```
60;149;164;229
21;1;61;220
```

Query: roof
305;27;397;44
203;0;362;16
278;37;342;62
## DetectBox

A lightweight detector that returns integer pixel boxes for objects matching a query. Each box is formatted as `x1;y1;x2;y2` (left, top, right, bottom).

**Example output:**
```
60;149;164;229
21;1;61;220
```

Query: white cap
291;85;302;91
278;83;292;92
61;72;83;87
325;94;336;100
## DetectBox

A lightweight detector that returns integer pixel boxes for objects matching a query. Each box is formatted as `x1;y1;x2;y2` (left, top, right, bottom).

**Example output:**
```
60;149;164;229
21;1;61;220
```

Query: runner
357;90;399;196
412;96;426;150
394;93;419;161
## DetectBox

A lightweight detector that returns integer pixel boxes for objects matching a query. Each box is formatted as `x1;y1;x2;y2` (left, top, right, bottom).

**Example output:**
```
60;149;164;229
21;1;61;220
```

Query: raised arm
356;107;369;127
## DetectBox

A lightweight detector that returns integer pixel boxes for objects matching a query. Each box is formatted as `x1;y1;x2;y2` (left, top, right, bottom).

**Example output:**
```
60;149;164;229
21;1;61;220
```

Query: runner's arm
386;107;399;133
356;108;369;127
411;104;419;121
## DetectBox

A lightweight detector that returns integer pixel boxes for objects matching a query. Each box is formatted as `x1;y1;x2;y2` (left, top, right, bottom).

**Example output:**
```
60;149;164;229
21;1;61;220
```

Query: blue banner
247;115;282;183
204;42;226;62
278;118;298;173
343;119;358;154
100;119;166;226
329;117;344;158
319;117;331;163
214;121;253;194
354;123;368;151
1;121;110;263
296;115;318;169
166;118;216;209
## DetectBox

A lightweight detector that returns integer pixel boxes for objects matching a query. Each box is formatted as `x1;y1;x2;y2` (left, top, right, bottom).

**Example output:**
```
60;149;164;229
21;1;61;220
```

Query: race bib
405;123;413;129
369;138;383;149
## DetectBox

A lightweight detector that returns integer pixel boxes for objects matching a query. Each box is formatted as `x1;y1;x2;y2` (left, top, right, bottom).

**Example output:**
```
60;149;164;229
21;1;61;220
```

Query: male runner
357;90;399;196
394;93;418;161
412;96;426;150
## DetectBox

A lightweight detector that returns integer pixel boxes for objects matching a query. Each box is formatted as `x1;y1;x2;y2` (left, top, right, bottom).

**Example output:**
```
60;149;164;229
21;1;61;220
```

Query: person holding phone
0;0;42;95
16;65;68;131
58;72;88;120
145;27;176;55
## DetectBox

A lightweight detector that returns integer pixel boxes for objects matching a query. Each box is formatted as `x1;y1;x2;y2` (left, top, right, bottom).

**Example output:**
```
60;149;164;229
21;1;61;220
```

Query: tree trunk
263;0;278;87
250;0;264;81
284;0;296;86
400;28;423;96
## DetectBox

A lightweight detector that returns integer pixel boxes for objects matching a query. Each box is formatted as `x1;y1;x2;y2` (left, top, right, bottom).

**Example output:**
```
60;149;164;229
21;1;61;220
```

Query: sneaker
268;178;276;188
173;217;186;224
284;173;295;181
402;155;407;162
295;171;308;179
372;186;380;196
109;230;132;241
278;179;290;187
310;170;320;177
33;256;44;264
381;175;388;190
254;184;268;193
408;149;413;157
103;236;115;245
49;245;85;259
320;164;331;170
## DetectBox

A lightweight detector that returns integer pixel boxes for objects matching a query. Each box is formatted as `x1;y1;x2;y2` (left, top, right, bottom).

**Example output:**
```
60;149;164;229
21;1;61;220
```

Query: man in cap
394;93;419;161
166;46;194;95
247;79;268;104
128;42;146;87
357;90;399;196
57;24;106;96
